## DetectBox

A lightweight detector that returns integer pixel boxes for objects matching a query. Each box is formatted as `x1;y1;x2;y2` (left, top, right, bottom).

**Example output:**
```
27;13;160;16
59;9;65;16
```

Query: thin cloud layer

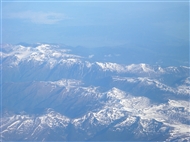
8;11;66;24
2;2;188;48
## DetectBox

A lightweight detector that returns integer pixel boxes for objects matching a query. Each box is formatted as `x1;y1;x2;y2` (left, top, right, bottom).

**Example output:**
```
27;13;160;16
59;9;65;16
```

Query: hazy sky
1;1;189;48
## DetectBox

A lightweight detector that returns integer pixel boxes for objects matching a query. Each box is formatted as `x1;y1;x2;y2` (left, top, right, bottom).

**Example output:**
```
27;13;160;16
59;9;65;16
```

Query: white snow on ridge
115;89;189;136
39;110;70;128
177;77;190;95
114;116;137;129
1;44;82;67
96;62;125;72
106;87;126;100
73;87;189;137
96;62;166;74
49;79;82;90
79;86;101;98
85;61;93;68
2;44;189;77
72;87;190;140
1;110;70;137
113;76;190;95
177;85;190;95
126;63;154;73
97;62;189;75
52;52;62;58
168;99;190;111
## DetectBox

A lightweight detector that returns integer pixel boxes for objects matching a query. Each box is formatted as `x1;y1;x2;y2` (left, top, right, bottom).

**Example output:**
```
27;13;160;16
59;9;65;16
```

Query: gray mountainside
0;43;190;141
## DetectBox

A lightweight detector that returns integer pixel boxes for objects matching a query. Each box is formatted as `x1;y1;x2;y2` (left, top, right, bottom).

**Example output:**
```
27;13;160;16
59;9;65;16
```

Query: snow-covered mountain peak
39;110;70;128
2;43;82;67
96;62;125;72
107;87;126;100
95;62;161;74
126;63;156;74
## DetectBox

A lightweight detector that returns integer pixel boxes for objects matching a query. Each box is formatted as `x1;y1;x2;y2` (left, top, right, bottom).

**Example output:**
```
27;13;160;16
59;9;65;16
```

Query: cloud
8;11;66;24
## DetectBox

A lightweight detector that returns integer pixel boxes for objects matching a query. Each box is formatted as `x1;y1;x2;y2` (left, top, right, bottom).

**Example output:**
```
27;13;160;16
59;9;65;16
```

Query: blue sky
1;1;189;48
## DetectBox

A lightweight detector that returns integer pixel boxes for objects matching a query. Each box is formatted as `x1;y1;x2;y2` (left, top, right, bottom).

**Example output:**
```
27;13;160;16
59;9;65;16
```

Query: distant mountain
0;43;189;141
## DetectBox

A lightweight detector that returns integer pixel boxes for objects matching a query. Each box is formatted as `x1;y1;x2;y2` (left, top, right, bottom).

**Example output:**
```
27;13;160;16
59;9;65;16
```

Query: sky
1;0;189;48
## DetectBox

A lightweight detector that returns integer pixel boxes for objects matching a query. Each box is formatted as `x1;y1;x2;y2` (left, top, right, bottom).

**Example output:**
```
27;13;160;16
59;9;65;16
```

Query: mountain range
0;43;189;141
